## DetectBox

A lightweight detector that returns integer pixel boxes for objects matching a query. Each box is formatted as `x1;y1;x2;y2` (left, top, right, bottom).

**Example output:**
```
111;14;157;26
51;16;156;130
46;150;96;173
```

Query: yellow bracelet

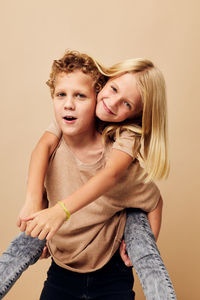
58;201;71;221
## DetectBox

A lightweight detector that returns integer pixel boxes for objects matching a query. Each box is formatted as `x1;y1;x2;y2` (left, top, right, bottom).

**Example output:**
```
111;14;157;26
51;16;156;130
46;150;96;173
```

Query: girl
0;51;176;300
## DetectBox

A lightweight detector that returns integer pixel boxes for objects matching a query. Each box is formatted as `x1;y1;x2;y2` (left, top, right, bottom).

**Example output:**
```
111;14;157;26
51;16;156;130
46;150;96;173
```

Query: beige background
0;0;199;299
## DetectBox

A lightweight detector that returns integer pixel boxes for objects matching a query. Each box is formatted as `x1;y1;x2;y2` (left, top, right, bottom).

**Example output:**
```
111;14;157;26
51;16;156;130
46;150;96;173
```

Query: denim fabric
0;232;46;299
124;209;177;300
40;252;135;300
0;211;177;299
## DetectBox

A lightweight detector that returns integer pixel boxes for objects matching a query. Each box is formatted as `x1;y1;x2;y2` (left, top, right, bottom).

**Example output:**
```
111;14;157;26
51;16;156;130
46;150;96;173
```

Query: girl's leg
124;208;177;300
0;232;46;299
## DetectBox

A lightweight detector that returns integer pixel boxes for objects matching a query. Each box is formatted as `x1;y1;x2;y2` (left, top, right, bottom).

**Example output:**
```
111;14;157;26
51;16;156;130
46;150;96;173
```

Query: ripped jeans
0;209;177;300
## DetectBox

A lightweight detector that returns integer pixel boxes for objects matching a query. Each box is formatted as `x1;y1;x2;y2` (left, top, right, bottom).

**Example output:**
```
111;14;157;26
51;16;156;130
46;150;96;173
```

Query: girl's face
96;72;142;122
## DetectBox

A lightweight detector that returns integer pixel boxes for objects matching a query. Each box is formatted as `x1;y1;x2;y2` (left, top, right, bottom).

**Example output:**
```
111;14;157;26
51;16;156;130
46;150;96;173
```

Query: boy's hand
39;245;50;259
119;240;133;267
17;202;44;232
22;204;67;241
17;196;48;231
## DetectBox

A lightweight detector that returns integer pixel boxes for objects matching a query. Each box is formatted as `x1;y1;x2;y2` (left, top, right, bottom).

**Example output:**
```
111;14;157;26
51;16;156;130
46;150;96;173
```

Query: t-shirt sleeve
112;130;140;159
127;180;161;212
106;159;161;212
46;119;62;138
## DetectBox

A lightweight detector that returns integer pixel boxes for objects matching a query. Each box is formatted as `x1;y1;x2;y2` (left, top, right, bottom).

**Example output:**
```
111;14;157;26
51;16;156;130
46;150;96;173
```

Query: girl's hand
22;204;67;241
119;240;133;267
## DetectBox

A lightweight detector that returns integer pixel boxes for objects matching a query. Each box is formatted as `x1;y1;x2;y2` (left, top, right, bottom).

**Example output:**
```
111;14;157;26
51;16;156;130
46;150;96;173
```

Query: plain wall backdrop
0;0;199;299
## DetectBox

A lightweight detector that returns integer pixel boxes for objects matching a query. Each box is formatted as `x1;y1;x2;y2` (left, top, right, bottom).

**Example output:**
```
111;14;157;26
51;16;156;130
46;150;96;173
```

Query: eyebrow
55;87;89;94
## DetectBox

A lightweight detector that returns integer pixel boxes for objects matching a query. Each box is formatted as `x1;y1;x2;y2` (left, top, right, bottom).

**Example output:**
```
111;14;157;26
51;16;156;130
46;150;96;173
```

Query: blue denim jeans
124;209;177;300
0;210;177;299
40;252;135;300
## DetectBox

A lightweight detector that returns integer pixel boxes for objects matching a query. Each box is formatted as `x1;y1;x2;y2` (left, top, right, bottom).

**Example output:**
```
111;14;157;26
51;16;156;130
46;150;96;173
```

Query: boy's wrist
25;192;43;204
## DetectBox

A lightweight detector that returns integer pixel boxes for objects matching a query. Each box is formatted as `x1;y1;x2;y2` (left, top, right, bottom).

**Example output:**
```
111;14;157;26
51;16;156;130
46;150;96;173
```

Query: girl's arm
17;131;60;230
23;149;133;240
61;149;133;214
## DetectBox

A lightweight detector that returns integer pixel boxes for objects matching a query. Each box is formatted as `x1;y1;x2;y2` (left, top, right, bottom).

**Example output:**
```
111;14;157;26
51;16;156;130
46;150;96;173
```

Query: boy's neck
63;130;103;164
63;129;102;151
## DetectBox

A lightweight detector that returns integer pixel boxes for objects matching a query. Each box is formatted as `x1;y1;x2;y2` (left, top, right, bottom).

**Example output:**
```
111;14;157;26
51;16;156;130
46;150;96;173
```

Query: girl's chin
96;113;110;122
96;109;109;122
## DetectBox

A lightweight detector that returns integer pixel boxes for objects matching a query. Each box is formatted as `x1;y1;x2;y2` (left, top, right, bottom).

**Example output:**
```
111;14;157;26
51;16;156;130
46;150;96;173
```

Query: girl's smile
96;73;142;122
102;100;116;115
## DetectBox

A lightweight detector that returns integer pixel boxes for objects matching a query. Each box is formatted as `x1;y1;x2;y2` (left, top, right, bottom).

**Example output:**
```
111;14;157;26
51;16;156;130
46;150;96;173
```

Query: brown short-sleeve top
45;122;160;273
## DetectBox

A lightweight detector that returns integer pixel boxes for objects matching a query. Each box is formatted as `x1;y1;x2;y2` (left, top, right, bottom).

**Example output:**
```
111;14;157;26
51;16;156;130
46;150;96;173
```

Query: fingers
119;240;133;267
20;221;28;232
46;229;57;241
17;217;28;232
25;220;53;241
119;240;126;254
39;246;50;259
23;207;63;241
37;227;50;241
21;215;35;222
123;255;133;267
25;220;38;236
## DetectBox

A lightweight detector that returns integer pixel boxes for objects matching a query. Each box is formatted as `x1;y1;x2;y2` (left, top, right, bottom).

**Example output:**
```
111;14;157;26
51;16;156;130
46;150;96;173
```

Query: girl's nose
109;96;120;110
64;96;75;110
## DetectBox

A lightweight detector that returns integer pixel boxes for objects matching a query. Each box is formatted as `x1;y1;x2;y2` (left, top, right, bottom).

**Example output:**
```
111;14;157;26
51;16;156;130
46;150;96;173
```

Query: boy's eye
111;85;117;93
76;93;86;99
123;101;132;109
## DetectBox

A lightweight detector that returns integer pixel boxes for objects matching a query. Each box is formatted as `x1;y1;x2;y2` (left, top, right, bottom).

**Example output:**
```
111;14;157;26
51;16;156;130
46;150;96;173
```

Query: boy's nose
64;97;75;110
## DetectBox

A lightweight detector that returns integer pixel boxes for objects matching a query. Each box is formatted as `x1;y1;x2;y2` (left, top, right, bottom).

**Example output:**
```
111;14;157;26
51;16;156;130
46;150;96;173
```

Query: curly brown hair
46;50;106;97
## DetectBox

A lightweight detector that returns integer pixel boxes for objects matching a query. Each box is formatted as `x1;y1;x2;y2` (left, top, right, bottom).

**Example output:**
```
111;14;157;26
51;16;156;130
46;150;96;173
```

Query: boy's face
53;70;97;139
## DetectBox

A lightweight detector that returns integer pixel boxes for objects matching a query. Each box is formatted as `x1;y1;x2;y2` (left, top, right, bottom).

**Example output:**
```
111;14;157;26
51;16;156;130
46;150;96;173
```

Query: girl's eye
56;92;66;97
124;101;132;109
111;86;117;93
76;93;86;99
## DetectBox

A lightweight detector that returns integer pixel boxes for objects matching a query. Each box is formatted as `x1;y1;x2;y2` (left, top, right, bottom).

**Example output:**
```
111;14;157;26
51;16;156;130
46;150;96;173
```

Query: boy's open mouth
63;116;77;121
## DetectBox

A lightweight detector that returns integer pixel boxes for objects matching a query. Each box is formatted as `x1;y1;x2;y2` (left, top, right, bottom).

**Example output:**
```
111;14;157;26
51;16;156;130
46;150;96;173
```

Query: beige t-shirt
45;122;160;273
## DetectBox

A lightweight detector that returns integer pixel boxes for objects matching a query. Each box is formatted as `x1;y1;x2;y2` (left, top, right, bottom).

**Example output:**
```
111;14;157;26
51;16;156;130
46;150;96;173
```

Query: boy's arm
23;149;133;240
147;195;163;241
17;131;60;230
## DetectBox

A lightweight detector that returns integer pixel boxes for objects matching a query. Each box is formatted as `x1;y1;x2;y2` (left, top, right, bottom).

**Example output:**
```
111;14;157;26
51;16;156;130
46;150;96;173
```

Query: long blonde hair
95;58;169;182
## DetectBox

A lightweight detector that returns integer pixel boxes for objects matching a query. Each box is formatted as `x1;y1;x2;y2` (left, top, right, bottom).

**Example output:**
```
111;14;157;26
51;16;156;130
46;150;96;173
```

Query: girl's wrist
56;201;71;222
